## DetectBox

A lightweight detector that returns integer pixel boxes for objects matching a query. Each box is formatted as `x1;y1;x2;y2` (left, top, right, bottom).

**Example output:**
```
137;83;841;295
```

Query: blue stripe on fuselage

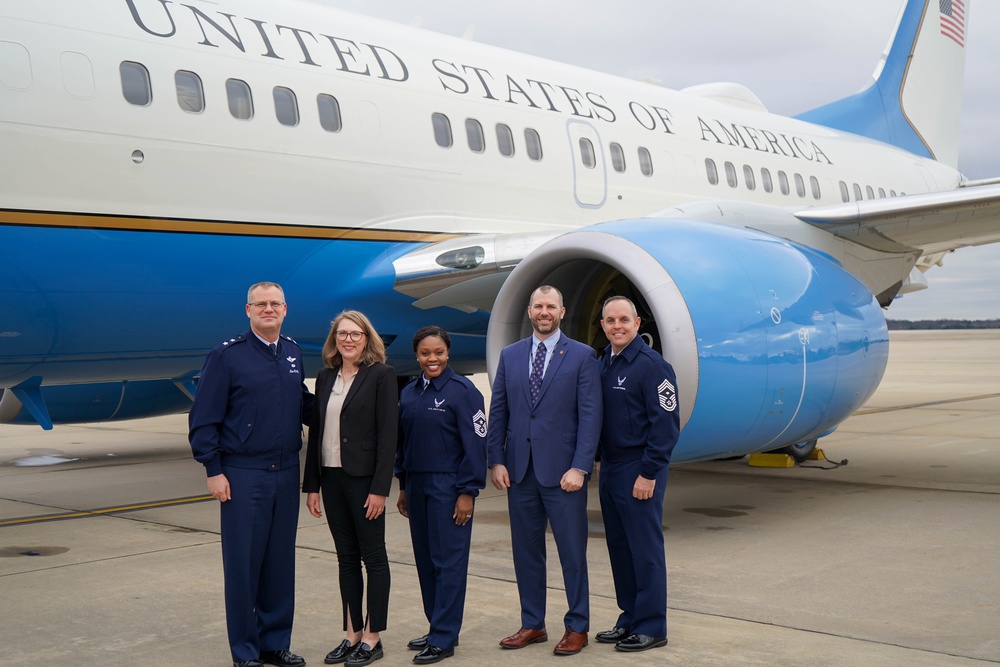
0;224;489;386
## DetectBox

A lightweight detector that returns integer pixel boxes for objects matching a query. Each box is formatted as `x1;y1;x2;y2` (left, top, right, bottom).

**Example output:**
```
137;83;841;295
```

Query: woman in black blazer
304;310;397;667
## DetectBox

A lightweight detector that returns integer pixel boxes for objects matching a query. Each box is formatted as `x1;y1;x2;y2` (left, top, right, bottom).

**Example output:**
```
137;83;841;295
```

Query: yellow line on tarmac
0;494;214;527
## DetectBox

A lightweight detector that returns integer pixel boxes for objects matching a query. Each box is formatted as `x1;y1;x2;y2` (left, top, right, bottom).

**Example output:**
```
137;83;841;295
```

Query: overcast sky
315;0;999;320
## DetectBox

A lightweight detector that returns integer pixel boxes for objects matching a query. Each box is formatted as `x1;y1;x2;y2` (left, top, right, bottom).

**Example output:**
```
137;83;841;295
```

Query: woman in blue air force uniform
395;326;488;665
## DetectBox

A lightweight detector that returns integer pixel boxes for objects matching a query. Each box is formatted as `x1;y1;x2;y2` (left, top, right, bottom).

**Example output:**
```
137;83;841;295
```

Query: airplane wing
793;182;1000;255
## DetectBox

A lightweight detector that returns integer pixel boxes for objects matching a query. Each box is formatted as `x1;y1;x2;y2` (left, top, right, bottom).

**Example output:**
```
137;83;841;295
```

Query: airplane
1;0;998;464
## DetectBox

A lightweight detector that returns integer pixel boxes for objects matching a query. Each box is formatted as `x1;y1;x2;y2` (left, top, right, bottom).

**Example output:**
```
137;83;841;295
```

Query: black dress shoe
234;661;264;667
325;640;360;665
408;635;458;650
345;641;383;666
595;627;629;643
412;645;454;664
261;650;306;667
614;633;668;652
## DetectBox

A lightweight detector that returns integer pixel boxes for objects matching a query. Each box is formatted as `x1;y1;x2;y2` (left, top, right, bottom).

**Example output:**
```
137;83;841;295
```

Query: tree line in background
886;319;1000;330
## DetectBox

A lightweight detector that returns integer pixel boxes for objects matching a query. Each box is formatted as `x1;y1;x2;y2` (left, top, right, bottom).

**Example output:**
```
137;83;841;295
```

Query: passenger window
761;168;773;193
466;118;485;153
226;78;253;119
525;128;543;161
743;165;756;191
810;176;821;200
890;189;897;197
579;138;596;168
638;147;653;176
317;94;342;132
852;183;863;200
496;123;515;157
120;61;151;106
778;171;790;195
878;187;886;198
273;86;298;126
865;185;874;199
432;113;452;148
175;70;204;113
724;161;737;188
705;158;718;185
839;181;850;202
610;143;626;173
0;41;32;90
794;173;806;197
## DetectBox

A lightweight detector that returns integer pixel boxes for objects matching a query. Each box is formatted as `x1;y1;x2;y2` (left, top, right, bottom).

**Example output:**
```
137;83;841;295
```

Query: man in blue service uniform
594;296;679;652
189;282;313;667
488;285;602;656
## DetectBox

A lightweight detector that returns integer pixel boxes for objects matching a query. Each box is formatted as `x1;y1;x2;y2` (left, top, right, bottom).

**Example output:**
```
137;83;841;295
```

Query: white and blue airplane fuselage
1;0;998;462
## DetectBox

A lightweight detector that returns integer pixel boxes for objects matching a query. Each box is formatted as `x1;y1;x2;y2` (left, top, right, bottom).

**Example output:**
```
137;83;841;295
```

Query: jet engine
486;217;889;462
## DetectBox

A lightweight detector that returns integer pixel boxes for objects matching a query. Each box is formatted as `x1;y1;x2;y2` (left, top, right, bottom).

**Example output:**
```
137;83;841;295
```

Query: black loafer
261;650;306;667
407;635;428;650
325;640;360;665
234;661;264;667
595;627;628;643
614;634;668;652
412;645;454;664
345;641;383;666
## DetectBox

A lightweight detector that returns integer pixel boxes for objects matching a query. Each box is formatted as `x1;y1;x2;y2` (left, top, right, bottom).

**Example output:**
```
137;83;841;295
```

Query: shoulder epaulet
217;333;247;351
280;333;298;344
451;373;476;389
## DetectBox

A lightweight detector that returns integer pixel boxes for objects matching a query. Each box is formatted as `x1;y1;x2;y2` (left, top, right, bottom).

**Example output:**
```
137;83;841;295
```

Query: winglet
796;0;968;168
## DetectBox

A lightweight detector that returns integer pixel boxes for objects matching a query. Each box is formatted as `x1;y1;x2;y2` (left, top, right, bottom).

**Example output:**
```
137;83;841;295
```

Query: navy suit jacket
487;333;602;487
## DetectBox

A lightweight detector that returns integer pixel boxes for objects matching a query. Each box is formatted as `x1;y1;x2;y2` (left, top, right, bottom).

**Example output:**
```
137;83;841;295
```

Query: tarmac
1;330;998;666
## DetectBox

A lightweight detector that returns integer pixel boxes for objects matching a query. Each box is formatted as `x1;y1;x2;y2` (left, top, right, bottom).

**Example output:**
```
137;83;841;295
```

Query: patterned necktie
268;343;277;357
529;341;546;404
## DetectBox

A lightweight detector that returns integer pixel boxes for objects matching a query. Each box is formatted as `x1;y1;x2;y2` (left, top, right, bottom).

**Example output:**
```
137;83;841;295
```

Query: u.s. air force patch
472;410;487;438
657;378;677;412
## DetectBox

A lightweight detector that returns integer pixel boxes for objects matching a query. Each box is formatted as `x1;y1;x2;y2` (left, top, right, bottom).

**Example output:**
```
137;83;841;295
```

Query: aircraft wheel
771;439;817;463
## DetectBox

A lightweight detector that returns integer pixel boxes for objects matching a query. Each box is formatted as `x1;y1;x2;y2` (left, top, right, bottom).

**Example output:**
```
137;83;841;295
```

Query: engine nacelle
487;217;889;462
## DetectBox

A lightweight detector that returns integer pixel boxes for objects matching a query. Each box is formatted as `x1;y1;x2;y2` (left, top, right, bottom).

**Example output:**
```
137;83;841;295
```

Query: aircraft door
566;120;607;209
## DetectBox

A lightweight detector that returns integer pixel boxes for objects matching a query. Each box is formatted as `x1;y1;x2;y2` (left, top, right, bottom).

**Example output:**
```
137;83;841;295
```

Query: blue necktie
268;343;277;357
529;342;546;404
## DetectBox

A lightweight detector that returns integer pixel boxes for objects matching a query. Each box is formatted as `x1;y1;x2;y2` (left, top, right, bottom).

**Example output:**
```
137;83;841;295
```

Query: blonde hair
321;310;387;368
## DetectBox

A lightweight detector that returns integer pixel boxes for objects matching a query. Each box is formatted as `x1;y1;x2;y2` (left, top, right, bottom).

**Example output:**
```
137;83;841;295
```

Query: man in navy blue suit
593;296;679;653
487;285;602;656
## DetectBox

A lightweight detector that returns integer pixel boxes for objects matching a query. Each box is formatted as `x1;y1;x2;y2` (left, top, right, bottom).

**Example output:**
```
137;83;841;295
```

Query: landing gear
771;439;817;463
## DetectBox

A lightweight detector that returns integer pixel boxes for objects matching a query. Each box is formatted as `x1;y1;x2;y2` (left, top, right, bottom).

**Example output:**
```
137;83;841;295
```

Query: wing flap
794;183;1000;254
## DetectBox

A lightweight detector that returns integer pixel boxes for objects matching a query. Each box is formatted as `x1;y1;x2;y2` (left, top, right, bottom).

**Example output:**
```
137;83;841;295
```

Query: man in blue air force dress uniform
487;285;602;656
594;296;679;653
189;282;313;667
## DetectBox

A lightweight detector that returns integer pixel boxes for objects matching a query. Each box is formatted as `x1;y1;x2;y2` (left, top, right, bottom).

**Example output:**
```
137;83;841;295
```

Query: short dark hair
412;325;452;353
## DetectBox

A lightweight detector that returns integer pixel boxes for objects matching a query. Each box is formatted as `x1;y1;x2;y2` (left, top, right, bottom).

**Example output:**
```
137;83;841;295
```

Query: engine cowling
486;217;889;462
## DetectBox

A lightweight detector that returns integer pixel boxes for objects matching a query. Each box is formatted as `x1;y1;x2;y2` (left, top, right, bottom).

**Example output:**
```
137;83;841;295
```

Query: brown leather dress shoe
553;629;588;655
499;627;548;649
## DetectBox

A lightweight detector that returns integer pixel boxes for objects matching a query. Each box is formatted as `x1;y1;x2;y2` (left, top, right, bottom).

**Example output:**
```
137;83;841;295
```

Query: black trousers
319;467;390;633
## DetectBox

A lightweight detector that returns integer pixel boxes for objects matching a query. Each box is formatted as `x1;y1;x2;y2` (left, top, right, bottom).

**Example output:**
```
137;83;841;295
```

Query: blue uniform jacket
189;331;312;477
396;366;487;497
598;335;680;479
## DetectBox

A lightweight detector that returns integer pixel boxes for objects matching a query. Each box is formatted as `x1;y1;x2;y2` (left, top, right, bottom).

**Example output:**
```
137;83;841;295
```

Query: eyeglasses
336;330;366;342
250;301;285;310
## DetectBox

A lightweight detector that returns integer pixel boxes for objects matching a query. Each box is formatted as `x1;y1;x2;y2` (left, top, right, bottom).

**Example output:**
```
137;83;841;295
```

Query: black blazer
303;362;398;496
